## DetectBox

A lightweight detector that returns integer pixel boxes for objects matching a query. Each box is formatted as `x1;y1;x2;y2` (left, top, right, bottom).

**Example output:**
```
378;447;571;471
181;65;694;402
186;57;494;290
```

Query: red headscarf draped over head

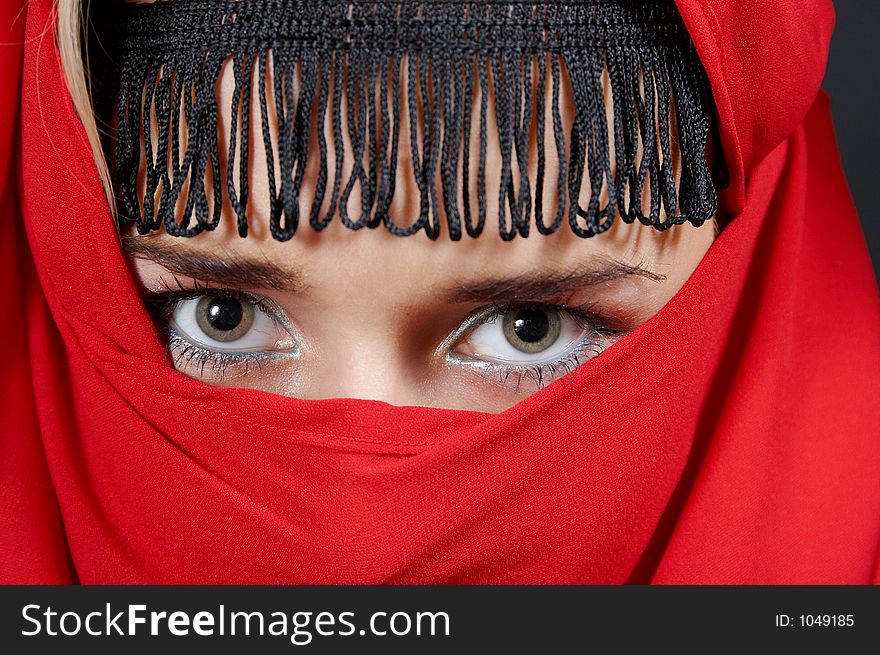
1;0;878;584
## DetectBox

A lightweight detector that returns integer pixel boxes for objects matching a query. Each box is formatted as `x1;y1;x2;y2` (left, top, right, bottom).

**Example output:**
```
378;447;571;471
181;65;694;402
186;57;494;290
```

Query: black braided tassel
111;0;722;242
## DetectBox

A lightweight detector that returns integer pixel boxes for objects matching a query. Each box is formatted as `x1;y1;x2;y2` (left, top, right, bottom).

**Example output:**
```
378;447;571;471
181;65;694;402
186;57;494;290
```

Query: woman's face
122;10;716;413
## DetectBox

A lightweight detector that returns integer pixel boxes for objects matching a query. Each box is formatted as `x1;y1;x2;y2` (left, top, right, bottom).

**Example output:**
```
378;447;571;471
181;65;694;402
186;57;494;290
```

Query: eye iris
195;296;254;342
502;307;561;353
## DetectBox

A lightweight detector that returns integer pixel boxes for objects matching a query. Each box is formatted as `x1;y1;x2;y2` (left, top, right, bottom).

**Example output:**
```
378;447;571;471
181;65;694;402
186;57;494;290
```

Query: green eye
501;306;562;354
454;303;598;366
169;293;295;354
194;295;255;343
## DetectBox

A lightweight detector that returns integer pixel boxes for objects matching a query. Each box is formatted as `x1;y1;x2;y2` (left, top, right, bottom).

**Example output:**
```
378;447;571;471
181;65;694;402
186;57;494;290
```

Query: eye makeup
143;279;300;380
140;275;625;393
442;300;623;391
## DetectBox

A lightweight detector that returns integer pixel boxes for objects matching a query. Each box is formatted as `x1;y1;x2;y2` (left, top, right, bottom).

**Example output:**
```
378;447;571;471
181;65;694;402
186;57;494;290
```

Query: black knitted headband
109;0;723;241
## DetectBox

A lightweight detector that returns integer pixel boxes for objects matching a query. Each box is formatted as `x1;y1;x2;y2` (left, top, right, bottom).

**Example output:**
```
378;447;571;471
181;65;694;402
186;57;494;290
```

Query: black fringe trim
110;0;722;241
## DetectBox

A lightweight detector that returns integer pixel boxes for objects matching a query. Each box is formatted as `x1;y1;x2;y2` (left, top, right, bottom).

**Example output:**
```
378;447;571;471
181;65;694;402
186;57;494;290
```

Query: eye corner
146;288;300;381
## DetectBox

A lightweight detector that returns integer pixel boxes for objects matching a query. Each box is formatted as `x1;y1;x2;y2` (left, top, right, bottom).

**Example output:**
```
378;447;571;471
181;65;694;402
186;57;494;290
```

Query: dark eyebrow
121;237;305;293
445;257;665;303
122;236;663;301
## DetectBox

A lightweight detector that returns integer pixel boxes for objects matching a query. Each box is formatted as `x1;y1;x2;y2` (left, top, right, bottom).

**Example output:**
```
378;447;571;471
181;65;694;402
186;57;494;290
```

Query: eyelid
443;301;622;392
436;299;617;358
142;282;302;344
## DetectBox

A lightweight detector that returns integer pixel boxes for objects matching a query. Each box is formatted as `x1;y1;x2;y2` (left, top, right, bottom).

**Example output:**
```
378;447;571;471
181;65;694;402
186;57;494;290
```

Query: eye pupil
501;306;562;354
512;308;549;343
205;297;243;331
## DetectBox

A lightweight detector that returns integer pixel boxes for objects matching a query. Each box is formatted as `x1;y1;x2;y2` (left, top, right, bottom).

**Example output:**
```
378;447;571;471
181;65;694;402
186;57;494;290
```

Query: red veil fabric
1;0;878;584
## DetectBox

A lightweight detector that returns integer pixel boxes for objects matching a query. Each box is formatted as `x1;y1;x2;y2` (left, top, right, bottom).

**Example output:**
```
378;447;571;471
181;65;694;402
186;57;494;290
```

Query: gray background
823;0;879;275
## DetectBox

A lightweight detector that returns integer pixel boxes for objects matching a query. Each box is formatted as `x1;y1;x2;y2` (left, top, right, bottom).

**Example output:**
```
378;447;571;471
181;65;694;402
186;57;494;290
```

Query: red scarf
2;0;878;584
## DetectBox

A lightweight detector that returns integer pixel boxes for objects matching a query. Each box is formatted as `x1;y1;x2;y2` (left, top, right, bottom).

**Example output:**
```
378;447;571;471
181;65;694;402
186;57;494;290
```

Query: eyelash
452;300;619;391
142;280;621;389
143;279;283;379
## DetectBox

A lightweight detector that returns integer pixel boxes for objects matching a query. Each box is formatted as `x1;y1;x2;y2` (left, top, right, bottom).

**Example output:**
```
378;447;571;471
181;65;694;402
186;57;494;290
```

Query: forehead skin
122;0;715;409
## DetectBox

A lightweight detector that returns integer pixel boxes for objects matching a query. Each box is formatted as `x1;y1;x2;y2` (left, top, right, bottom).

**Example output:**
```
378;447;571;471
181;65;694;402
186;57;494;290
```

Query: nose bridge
315;339;427;405
304;304;431;404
